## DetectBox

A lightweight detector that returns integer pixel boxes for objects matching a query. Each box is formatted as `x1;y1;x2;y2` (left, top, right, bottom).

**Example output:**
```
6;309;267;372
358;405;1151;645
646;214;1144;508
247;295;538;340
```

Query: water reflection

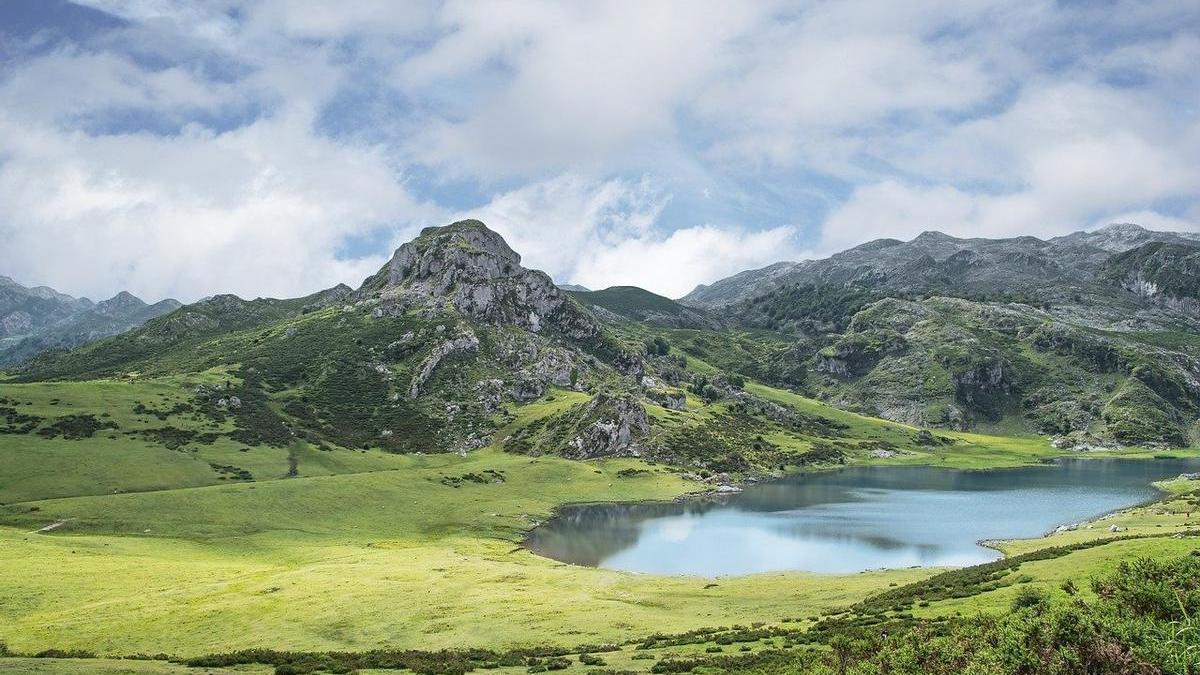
526;458;1200;575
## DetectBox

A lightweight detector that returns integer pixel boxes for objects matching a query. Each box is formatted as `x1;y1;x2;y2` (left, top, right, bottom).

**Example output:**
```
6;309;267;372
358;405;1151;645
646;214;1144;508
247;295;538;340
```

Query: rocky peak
357;219;600;337
912;230;957;244
382;219;523;287
96;290;147;314
1079;223;1152;252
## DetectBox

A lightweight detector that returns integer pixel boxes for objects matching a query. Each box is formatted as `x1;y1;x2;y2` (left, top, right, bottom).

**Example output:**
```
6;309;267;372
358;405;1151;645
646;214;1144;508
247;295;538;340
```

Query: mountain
14;219;1200;459
676;223;1200;446
680;261;799;308
0;276;181;365
15;220;963;473
1100;241;1200;314
19;220;644;457
682;223;1200;330
567;285;723;329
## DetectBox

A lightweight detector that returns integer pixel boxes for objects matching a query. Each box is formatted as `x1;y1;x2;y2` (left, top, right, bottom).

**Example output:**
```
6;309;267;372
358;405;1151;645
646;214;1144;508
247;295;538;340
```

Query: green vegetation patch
36;414;118;440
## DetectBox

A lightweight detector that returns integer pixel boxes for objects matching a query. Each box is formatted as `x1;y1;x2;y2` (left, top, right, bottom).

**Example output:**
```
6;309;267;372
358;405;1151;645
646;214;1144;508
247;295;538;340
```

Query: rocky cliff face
1101;242;1200;315
356;220;601;340
562;394;651;460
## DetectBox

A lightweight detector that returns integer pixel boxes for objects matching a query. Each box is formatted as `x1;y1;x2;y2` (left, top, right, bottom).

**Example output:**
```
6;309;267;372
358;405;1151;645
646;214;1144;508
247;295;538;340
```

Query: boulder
564;395;650;460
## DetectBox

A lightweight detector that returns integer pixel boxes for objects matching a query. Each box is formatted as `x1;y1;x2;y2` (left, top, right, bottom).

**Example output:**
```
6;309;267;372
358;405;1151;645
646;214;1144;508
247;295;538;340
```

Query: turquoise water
526;458;1200;575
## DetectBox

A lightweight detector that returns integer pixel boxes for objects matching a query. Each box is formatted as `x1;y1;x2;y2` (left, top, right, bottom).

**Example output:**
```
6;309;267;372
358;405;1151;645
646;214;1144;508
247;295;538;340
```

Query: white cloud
573;224;802;299
0;62;433;302
1;0;1197;305
0;49;240;124
460;173;800;297
399;0;770;177
819;71;1200;252
459;174;666;281
697;2;1006;170
248;0;438;40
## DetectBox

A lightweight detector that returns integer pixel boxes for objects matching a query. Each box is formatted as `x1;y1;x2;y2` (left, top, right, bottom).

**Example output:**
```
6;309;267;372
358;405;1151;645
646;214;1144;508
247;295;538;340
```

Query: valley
2;220;1199;673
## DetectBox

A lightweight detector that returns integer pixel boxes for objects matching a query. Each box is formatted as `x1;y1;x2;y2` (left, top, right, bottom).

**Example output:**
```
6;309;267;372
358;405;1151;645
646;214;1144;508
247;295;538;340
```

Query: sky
0;1;1197;303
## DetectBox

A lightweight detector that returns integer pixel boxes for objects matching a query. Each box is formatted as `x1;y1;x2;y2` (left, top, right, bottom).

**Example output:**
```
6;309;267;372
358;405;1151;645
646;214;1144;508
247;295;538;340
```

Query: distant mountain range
0;276;181;366
682;223;1200;330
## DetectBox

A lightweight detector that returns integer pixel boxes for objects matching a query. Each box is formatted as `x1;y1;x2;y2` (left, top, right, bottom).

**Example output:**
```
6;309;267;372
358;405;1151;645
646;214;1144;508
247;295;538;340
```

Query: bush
578;652;606;665
644;336;671;356
1010;587;1048;611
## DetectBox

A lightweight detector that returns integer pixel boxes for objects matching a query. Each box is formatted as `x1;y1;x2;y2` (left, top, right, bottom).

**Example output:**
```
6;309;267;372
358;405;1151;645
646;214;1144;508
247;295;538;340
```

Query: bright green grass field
0;376;420;505
0;659;268;674
1;375;1195;662
0;448;930;656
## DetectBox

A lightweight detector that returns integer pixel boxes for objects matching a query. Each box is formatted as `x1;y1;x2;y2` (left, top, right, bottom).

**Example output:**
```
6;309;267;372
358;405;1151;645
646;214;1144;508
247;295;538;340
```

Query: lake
525;457;1200;576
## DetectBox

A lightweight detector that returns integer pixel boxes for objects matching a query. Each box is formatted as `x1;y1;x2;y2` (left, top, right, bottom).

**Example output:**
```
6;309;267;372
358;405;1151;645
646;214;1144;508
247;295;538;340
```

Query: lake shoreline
526;453;1200;577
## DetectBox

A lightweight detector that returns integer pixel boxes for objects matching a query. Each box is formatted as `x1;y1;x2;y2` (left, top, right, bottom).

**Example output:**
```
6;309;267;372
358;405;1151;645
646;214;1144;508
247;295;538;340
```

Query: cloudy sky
1;1;1197;302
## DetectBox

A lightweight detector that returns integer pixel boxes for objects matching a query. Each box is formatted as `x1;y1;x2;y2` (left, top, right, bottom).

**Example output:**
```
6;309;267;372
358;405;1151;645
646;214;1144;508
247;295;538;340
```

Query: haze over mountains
0;275;180;366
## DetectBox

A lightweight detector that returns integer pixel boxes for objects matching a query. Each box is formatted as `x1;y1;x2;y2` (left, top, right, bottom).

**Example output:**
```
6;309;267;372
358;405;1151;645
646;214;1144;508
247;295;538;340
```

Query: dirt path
31;519;72;534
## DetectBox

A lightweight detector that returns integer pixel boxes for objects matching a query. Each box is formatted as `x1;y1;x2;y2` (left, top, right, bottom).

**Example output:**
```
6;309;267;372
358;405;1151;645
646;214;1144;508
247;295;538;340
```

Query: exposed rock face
473;378;505;413
950;359;1012;406
647;388;687;411
357;220;601;340
408;330;480;398
1101;242;1200;315
509;376;546;402
813;354;851;377
563;395;650;459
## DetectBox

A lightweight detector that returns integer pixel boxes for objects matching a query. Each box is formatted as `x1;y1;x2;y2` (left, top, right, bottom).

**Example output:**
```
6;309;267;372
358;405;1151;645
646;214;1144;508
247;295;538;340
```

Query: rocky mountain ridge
673;223;1200;447
12;219;1200;462
682;223;1200;331
16;221;664;461
0;276;181;365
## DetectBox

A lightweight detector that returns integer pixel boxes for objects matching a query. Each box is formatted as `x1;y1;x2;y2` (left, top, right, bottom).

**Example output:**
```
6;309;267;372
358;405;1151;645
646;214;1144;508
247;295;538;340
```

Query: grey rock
564;395;650;460
355;220;602;340
509;377;546;403
474;379;505;413
408;330;480;399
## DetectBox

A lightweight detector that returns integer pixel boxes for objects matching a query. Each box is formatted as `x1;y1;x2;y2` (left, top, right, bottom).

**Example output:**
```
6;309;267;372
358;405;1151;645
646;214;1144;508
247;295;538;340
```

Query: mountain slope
12;220;976;475
802;296;1200;446
682;223;1200;330
676;223;1200;446
0;276;181;365
568;285;723;329
1101;241;1200;313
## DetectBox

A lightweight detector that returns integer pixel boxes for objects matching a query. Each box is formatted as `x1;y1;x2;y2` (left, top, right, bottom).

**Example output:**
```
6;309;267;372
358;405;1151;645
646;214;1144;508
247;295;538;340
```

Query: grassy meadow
1;371;1198;672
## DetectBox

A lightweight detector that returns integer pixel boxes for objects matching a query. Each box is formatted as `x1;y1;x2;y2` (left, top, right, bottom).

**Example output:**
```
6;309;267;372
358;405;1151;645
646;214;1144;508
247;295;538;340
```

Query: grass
0;658;269;673
0;449;928;656
0;377;412;504
2;370;1198;667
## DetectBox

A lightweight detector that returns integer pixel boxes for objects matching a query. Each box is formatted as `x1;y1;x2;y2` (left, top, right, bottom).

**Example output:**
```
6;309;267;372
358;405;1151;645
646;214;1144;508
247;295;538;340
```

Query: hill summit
355;220;599;339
